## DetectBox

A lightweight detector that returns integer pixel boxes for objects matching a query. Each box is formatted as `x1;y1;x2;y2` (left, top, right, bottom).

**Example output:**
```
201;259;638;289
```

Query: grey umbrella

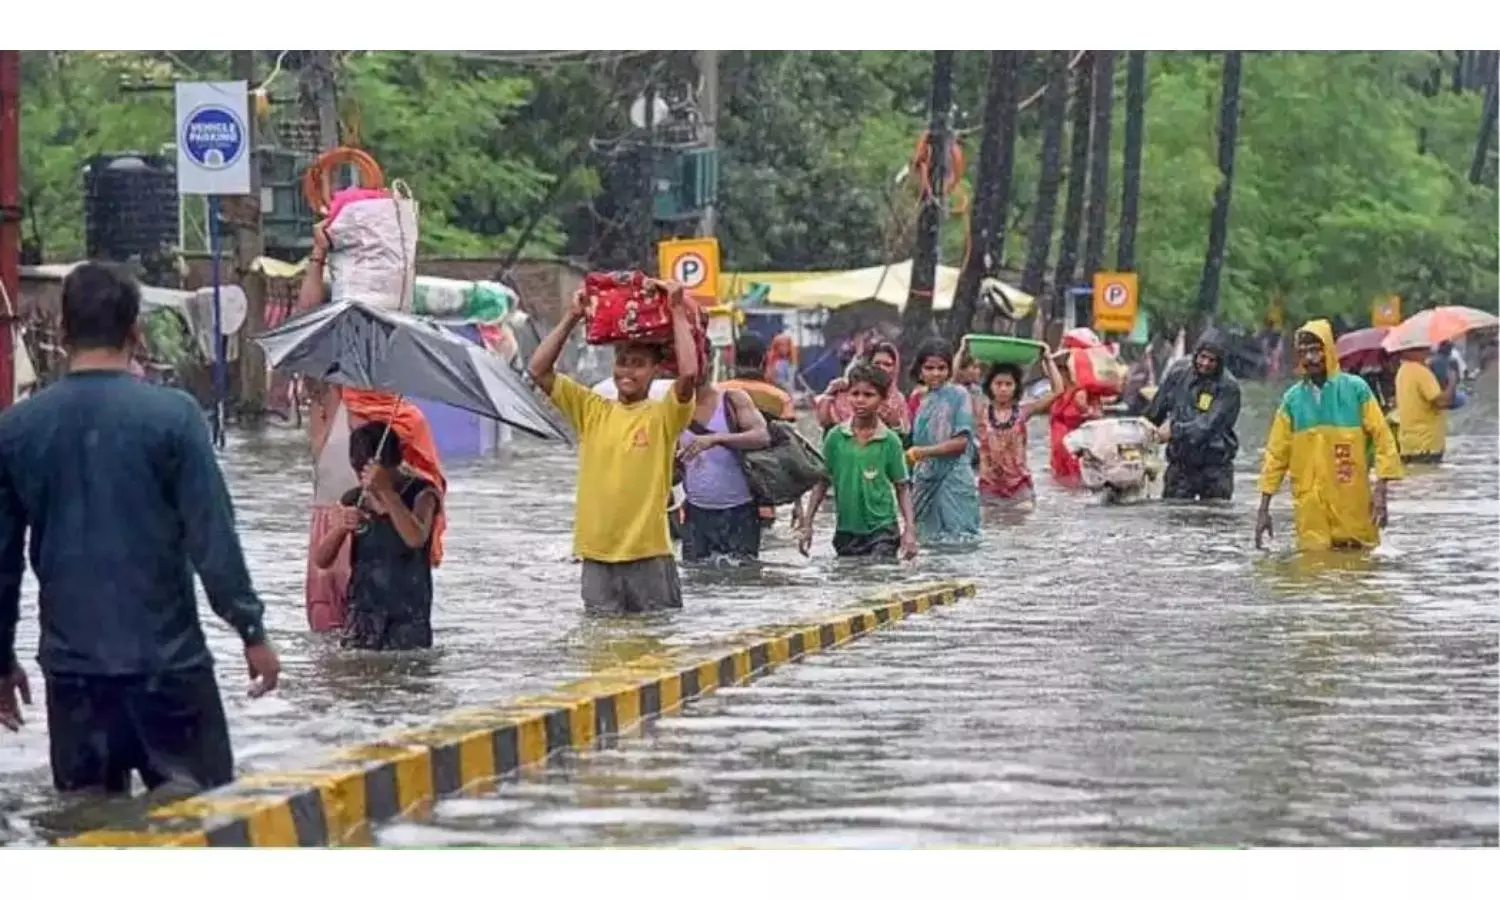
256;300;571;443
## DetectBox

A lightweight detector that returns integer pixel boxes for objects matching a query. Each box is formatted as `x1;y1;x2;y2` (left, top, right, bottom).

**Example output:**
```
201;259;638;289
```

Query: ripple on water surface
3;381;1496;846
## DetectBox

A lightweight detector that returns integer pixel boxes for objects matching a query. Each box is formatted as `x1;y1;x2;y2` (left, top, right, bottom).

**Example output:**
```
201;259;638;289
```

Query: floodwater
1;379;1496;846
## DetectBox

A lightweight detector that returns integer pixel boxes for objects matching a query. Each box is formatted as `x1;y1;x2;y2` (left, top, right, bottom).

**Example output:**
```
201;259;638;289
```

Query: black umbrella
256;300;571;443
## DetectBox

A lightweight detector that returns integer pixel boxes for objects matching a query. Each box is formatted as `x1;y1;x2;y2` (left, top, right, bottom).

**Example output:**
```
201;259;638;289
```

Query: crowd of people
0;263;1478;804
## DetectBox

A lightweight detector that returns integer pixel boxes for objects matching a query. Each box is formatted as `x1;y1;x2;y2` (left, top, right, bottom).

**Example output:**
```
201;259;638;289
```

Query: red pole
0;50;20;411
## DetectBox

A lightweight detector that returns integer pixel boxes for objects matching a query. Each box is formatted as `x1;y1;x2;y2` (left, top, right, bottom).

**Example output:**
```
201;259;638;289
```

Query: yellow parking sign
658;238;721;306
1092;271;1139;334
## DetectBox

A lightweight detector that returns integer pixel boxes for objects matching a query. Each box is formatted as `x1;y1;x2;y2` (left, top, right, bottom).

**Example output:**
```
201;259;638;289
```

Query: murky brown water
2;380;1496;846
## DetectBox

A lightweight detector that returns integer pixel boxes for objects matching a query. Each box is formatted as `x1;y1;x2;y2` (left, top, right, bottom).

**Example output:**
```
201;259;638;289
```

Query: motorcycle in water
1062;416;1165;505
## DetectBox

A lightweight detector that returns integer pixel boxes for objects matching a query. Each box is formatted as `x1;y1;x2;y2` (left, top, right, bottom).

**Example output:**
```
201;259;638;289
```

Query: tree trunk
1419;56;1443;156
1051;51;1093;324
1081;51;1115;284
1017;51;1070;340
902;50;955;358
1116;51;1147;272
949;50;1020;340
1452;50;1466;94
1195;51;1243;334
1471;81;1498;185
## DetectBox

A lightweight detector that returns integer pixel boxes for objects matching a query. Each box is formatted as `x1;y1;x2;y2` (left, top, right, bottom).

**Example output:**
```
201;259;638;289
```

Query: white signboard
174;81;251;195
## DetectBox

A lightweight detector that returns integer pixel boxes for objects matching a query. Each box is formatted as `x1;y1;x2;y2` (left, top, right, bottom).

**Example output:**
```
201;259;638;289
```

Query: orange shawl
339;387;449;567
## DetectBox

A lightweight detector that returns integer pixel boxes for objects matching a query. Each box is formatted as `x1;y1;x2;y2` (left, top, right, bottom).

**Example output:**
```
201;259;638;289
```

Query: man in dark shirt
0;262;279;795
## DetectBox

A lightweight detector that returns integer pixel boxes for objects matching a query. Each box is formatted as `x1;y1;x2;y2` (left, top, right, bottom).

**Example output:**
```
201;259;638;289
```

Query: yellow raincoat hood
1295;319;1341;377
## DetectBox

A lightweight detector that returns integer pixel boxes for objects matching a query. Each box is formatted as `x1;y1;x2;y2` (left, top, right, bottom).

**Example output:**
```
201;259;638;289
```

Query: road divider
61;580;975;847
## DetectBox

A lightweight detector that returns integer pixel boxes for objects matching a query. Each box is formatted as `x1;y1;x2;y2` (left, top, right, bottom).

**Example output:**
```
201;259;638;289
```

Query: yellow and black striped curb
61;580;974;847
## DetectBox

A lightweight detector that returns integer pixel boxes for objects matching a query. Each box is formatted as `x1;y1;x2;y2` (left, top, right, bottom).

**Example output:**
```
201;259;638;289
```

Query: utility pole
902;50;955;360
695;49;718;238
232;50;268;416
301;51;341;153
641;78;659;272
0;50;20;411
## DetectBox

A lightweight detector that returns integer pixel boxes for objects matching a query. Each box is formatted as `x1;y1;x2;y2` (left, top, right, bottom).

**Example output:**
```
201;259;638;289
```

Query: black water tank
83;153;180;262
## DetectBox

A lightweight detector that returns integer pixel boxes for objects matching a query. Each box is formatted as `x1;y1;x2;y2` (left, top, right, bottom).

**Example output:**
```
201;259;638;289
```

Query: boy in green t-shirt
798;362;918;560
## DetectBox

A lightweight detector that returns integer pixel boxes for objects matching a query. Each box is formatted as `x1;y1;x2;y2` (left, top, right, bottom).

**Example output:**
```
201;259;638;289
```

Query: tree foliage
16;50;1497;334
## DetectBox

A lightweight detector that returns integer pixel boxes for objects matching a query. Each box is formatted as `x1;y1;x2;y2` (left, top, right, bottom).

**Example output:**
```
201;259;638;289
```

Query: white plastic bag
327;180;418;311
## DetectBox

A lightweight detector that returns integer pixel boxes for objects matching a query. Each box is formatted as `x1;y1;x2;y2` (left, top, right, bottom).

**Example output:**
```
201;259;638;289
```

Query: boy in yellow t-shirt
1394;347;1457;464
528;280;699;614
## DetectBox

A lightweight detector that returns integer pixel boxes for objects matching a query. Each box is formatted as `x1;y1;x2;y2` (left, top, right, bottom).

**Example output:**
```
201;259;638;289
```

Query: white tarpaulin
766;260;1036;317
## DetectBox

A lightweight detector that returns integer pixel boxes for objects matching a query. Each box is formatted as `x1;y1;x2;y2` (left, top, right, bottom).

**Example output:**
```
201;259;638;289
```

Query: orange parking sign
1092;271;1139;334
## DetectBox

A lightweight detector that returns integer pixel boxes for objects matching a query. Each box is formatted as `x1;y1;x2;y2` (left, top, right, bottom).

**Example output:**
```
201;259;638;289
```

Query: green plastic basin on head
963;334;1047;366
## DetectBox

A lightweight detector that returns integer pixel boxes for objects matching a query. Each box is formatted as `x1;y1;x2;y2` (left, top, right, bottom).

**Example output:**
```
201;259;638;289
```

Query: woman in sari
906;339;982;544
816;340;909;435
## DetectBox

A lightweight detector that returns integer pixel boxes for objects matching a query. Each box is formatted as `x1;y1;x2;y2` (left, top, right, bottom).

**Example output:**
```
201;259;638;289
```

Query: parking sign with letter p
658;238;721;305
1091;271;1139;334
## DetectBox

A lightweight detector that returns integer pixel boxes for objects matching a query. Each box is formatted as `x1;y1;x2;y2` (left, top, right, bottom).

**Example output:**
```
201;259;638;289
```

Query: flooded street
2;380;1496;846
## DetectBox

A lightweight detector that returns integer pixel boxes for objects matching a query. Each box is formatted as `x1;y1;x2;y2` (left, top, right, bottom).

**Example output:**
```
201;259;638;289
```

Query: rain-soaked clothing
1394;360;1448;462
46;667;233;794
910;384;982;544
0;370;263;794
0;370;266;678
339;473;438;652
1147;330;1241;501
1048;389;1091;484
1258;320;1404;551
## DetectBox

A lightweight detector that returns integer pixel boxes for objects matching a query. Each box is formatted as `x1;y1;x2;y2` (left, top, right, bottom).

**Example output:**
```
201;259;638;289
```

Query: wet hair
846;361;890;395
735;333;768;370
909;338;955;382
349;421;404;469
984;363;1025;399
61;262;140;351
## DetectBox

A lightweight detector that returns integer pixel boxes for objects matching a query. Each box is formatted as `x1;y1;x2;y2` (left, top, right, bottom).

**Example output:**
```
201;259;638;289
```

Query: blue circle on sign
181;105;246;171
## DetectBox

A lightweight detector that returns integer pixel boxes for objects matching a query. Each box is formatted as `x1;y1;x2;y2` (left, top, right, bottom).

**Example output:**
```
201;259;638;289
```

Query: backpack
686;391;828;506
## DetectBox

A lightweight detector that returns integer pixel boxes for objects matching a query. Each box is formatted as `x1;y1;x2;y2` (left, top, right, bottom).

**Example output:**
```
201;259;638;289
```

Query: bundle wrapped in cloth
325;180;420;311
582;270;707;375
582;271;673;345
1057;328;1126;398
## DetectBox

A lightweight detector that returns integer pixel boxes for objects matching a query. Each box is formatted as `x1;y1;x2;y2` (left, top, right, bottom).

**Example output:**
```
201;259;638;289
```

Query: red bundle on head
583;271;674;345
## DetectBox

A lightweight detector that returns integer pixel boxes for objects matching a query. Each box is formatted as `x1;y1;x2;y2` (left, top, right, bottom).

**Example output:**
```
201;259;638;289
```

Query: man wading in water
1256;319;1403;552
0;263;279;794
1145;329;1242;502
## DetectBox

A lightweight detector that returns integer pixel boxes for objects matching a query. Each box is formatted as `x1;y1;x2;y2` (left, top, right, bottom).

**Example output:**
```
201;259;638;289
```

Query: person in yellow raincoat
1255;319;1403;551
